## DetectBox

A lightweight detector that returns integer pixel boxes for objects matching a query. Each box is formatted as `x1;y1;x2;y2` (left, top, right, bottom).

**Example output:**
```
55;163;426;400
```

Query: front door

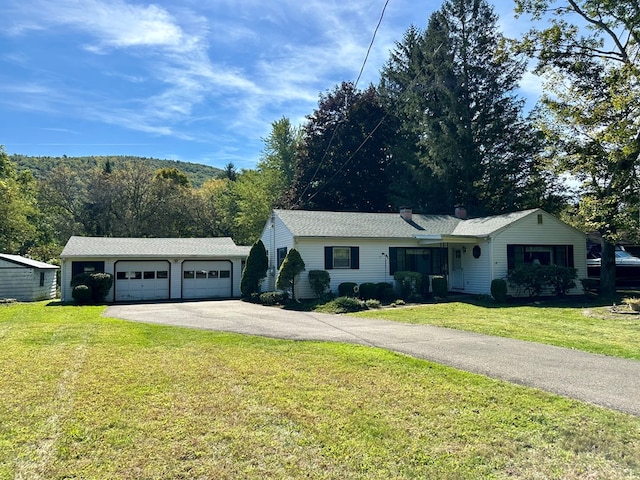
451;249;464;289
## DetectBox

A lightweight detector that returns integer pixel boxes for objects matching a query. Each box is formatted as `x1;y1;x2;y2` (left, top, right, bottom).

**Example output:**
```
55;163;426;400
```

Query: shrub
359;282;377;300
375;282;395;302
338;282;358;297
508;264;578;298
70;272;113;304
364;299;381;309
72;284;93;305
276;249;305;299
259;291;289;306
546;265;577;296
332;296;366;313
490;278;508;303
308;270;331;299
241;239;268;297
394;271;422;299
507;264;546;298
431;276;448;298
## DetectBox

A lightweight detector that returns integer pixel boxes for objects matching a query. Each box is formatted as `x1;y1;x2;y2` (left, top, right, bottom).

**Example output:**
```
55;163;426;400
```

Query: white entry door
451;249;464;290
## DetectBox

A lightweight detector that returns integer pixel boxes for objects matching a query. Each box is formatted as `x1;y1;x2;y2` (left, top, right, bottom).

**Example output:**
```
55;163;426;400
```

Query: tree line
2;0;638;297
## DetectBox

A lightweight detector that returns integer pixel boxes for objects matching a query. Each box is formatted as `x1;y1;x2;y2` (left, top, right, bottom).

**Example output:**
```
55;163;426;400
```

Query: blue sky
1;0;539;170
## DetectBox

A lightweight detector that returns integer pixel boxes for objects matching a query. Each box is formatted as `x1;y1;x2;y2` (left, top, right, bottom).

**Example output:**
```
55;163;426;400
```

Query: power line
294;0;392;207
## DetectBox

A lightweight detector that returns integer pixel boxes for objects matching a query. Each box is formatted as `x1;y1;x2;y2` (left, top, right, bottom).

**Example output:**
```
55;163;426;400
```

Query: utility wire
294;0;391;207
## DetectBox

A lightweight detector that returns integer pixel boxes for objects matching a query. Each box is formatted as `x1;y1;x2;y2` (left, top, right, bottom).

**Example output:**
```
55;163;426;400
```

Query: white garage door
182;260;232;299
115;261;170;302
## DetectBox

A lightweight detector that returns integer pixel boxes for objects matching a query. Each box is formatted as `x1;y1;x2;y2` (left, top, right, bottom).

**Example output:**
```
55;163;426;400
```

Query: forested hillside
10;154;222;188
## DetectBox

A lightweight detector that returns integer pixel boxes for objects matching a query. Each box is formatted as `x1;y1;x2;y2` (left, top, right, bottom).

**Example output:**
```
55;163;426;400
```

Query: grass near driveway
352;300;640;360
1;301;639;479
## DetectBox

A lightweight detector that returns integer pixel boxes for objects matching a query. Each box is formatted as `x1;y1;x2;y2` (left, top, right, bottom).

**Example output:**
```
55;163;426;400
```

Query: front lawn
351;299;640;360
1;302;639;479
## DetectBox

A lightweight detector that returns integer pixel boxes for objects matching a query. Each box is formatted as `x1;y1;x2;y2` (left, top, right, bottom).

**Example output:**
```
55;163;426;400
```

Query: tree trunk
599;239;617;298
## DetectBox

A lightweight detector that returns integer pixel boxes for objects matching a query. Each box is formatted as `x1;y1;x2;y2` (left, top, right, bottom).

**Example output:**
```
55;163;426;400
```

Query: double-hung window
324;247;359;270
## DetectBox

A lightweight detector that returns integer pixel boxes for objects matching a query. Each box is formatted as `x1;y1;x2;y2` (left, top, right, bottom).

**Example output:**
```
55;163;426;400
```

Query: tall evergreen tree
380;0;563;215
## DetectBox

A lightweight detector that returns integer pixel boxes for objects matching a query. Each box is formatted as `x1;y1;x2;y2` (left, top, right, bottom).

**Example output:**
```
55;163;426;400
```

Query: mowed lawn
1;302;639;479
353;301;640;360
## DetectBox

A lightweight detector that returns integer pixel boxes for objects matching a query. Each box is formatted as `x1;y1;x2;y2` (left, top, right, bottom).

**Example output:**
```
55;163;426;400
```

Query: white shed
0;254;59;301
60;237;251;303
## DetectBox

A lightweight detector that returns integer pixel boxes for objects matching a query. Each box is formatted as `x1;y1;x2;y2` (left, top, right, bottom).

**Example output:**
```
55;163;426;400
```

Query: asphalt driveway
104;300;640;416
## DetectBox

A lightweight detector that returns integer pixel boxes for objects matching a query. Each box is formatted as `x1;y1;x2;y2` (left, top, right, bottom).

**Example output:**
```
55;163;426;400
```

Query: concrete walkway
104;300;640;416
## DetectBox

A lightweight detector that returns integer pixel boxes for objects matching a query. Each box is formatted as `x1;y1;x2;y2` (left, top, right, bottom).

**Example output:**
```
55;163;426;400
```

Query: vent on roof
399;207;412;222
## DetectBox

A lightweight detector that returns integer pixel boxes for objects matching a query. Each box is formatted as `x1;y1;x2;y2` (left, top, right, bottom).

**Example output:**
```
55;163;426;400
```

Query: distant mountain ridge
10;154;223;188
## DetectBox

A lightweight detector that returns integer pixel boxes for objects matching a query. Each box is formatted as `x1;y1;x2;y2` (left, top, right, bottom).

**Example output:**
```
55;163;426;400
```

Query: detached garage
60;237;250;303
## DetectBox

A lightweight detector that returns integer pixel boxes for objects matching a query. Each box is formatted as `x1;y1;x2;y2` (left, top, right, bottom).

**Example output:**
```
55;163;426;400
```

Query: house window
389;247;447;275
507;245;574;270
71;261;105;278
324;247;359;270
39;272;45;286
277;247;288;269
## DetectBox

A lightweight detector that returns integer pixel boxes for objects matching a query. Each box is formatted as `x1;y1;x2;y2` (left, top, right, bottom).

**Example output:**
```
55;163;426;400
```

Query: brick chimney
454;206;467;220
399;207;412;222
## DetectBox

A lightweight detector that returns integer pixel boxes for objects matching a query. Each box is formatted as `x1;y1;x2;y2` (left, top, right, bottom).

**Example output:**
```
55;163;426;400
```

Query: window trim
507;244;575;270
324;246;360;270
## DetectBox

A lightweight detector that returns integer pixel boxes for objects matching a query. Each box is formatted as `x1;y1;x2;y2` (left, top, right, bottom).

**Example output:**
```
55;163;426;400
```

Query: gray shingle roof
0;254;59;269
61;237;251;258
274;208;541;239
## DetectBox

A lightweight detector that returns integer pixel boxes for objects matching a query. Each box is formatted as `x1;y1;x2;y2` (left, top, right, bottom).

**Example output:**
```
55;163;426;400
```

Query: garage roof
61;236;251;258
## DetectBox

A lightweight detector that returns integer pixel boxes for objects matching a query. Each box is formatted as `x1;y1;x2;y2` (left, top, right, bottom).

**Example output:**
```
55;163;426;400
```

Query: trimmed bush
276;249;305;299
332;296;366;313
308;270;331;299
70;272;113;304
375;282;395;302
364;299;381;309
507;264;578;298
259;291;289;306
338;282;358;297
241;239;268;297
546;265;577;296
431;276;448;298
358;282;377;300
394;271;422;299
72;284;93;305
490;278;508;303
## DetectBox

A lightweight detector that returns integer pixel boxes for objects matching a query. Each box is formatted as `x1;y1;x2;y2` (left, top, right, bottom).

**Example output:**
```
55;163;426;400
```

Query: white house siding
294;238;421;299
260;213;295;292
448;240;493;295
491;211;587;296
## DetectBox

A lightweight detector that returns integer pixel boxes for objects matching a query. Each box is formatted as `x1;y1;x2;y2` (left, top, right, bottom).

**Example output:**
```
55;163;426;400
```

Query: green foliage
546;265;577;296
394;271;423;299
364;299;381;309
376;282;396;302
431;276;448;298
308;270;331;299
580;278;599;295
240;240;269;297
71;284;93;305
276;248;305;299
507;264;577;298
71;272;113;304
490;278;508;303
258;291;289;306
330;296;366;313
338;282;358;298
358;282;378;300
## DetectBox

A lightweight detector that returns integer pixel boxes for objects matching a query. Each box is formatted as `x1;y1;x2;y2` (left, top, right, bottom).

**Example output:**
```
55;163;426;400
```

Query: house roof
0;254;59;269
273;208;543;239
60;236;251;258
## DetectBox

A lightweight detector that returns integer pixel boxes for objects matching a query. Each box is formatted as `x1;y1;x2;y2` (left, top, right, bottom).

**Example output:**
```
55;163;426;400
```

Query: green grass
1;301;639;479
352;300;640;360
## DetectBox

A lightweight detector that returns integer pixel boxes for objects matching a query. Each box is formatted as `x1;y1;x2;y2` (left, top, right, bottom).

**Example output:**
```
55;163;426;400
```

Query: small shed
0;254;59;301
